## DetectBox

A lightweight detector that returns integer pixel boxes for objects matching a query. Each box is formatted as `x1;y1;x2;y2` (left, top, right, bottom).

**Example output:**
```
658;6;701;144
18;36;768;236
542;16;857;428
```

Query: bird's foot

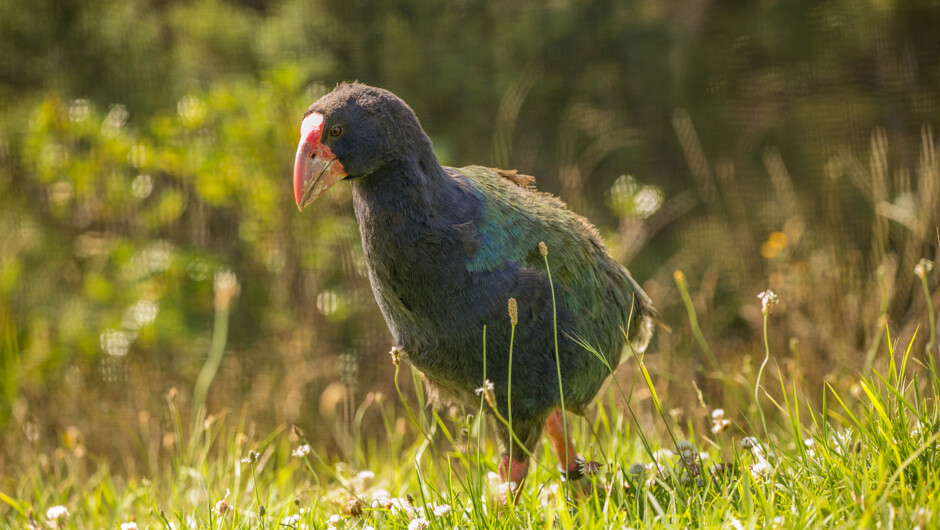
559;457;605;501
545;409;605;501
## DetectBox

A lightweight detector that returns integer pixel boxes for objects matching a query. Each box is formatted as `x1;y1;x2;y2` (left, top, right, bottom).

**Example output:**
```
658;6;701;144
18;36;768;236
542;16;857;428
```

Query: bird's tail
631;312;655;355
624;275;664;356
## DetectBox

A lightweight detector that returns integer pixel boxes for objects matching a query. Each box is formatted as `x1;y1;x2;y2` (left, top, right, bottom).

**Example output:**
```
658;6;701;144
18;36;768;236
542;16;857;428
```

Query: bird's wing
452;165;651;350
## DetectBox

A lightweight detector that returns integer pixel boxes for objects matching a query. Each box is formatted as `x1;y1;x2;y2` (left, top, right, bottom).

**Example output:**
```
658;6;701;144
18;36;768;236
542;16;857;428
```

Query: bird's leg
498;455;529;484
545;409;580;473
498;454;528;494
545;409;594;497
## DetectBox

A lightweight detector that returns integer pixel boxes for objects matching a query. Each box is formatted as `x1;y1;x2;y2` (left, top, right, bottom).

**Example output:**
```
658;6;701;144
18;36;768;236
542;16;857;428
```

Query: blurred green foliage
0;0;938;470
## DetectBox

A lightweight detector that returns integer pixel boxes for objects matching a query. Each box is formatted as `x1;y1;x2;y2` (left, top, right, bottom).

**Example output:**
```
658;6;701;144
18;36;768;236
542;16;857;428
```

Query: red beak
293;112;347;211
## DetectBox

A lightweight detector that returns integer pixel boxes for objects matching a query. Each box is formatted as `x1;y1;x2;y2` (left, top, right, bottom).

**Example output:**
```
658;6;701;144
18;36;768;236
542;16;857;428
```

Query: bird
293;82;655;492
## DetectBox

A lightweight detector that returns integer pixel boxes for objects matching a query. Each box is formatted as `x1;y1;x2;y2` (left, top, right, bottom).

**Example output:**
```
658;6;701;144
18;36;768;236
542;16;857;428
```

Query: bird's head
293;82;429;211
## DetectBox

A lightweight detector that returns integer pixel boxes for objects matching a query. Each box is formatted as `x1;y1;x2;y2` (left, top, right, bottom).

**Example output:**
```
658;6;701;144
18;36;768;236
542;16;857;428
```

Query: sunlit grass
2;266;940;529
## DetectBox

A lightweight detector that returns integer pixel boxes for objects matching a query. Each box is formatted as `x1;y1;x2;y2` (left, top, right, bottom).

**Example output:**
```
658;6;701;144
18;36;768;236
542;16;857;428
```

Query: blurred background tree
0;0;938;474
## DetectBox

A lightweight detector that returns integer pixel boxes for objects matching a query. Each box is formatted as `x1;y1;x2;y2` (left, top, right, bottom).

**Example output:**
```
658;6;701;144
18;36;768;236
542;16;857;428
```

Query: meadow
2;1;940;528
5;259;939;528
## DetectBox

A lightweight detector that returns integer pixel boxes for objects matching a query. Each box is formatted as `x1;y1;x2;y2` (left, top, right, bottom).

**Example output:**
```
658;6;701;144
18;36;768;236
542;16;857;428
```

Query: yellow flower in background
761;231;790;259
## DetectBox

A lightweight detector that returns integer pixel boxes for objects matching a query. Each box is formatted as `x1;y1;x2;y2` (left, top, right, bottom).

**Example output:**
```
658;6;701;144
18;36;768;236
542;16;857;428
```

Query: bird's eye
329;125;343;137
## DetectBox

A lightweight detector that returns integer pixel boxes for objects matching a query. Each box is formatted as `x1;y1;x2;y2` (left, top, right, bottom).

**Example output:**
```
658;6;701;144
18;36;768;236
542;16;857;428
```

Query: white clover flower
327;514;344;527
498;481;519;498
46;505;70;523
408;517;430;530
676;440;695;455
121;523;139;530
729;516;744;530
750;458;771;479
370;488;390;508
281;514;301;526
627;462;647;477
432;503;452;517
711;408;731;433
357;470;375;482
292;444;311;458
711;417;731;433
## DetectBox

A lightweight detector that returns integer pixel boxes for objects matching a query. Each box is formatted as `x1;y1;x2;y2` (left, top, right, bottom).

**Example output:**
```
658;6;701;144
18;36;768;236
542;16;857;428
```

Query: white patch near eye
300;112;324;142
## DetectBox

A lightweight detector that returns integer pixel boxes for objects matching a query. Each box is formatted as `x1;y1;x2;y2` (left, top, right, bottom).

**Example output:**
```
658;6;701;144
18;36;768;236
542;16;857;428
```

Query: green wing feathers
455;165;653;361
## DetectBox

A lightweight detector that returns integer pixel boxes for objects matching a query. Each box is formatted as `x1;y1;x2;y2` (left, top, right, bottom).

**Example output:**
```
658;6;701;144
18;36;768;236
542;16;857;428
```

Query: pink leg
545;409;580;473
546;409;597;499
498;454;529;486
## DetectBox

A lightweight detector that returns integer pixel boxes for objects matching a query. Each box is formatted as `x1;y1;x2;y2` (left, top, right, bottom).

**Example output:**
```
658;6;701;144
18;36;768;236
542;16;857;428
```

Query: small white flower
729;516;744;530
214;500;232;517
292;444;311;458
758;289;780;315
627;462;647;477
408;517;430;530
741;436;762;453
281;514;301;525
432;503;452;517
327;514;344;527
750;458;771;479
711;418;731;433
474;379;497;408
357;470;375;482
914;258;934;279
830;429;853;454
121;523;139;530
710;409;731;433
370;488;390;504
676;440;695;455
498;481;519;498
46;505;70;523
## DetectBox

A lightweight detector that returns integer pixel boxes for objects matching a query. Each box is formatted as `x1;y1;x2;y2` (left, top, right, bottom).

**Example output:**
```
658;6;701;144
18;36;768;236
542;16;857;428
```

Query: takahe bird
293;82;655;490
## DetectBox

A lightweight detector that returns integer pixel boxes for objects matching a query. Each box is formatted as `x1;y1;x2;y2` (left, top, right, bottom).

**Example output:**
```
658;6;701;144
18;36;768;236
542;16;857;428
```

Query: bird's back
454;166;655;408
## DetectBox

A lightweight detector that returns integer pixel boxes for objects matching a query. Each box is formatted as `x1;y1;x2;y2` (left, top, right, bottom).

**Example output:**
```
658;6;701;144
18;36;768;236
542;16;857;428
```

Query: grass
3;266;940;530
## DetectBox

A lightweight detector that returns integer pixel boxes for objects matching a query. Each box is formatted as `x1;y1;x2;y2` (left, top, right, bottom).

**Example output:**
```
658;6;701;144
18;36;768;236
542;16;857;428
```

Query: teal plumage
457;165;654;408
